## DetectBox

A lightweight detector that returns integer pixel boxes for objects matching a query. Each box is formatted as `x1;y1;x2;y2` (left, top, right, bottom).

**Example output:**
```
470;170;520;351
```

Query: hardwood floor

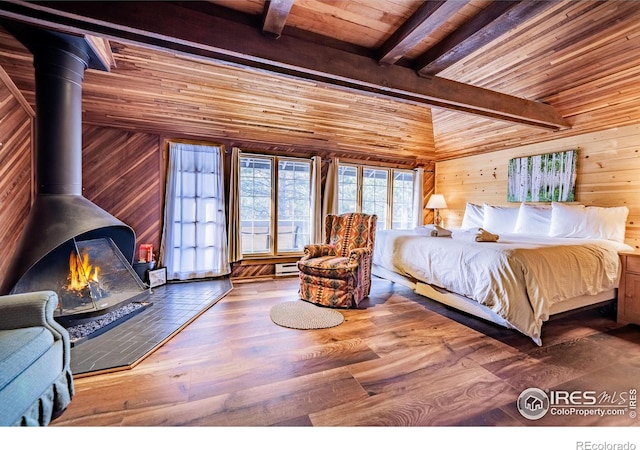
51;276;640;428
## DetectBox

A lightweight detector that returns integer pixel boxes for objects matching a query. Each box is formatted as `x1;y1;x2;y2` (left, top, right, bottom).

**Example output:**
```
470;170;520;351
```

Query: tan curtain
321;158;339;241
228;147;242;263
413;167;424;227
309;156;323;244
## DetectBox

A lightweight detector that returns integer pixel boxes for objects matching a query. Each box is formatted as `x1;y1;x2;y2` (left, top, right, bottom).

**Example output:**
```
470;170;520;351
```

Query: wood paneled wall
0;118;165;288
423;161;436;225
0;66;32;288
436;123;640;249
82;125;164;258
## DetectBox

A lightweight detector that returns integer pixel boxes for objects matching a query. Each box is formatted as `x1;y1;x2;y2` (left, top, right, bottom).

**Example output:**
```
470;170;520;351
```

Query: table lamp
426;194;447;227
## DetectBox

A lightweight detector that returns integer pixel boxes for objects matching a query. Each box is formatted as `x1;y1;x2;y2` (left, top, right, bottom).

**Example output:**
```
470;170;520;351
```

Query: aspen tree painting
507;150;577;202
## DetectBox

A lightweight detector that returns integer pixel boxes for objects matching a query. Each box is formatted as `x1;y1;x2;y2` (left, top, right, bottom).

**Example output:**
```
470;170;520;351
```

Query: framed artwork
507;149;577;202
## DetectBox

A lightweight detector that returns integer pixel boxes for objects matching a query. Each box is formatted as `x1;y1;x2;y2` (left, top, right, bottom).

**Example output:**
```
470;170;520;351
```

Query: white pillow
586;205;629;242
514;203;552;236
461;203;484;229
549;202;629;242
548;202;589;238
482;203;520;234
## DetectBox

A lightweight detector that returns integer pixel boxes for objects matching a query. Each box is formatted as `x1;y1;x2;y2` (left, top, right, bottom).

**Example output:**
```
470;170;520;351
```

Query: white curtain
413;167;424;227
160;142;230;281
228;147;242;263
321;158;339;241
309;156;322;244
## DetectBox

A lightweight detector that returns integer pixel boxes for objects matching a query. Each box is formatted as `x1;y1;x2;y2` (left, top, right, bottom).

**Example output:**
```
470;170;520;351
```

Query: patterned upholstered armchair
298;212;377;308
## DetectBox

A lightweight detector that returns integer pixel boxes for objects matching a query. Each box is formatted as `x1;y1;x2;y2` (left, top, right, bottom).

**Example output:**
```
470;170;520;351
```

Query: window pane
362;168;388;227
181;223;195;248
338;165;358;214
181;172;196;197
277;160;311;252
239;156;272;254
392;170;415;229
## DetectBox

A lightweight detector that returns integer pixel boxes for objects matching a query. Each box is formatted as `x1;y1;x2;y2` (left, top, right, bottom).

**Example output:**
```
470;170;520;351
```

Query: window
239;157;272;254
392;170;415;230
278;159;311;252
338;163;415;230
239;153;311;256
337;165;358;214
362;168;388;225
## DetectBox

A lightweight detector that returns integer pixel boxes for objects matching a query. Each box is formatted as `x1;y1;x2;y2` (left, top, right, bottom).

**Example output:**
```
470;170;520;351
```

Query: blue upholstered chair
0;291;74;426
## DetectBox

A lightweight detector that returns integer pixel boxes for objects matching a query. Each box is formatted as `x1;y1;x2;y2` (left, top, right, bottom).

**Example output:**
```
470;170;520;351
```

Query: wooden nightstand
618;251;640;325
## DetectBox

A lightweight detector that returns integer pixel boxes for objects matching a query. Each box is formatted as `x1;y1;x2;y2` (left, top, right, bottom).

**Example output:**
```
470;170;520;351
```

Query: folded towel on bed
451;227;499;242
415;225;452;237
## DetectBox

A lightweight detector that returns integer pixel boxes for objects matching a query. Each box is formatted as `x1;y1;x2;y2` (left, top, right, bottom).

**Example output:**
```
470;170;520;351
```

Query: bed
371;202;633;345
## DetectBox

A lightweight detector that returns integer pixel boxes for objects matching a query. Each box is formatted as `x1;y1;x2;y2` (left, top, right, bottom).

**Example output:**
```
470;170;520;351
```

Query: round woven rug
270;300;344;329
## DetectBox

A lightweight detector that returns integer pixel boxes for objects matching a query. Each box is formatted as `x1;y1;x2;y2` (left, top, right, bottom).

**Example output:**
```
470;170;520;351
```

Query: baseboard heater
275;263;299;277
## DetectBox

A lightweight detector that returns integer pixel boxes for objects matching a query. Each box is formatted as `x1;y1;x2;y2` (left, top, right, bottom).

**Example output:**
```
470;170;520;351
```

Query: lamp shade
426;194;448;209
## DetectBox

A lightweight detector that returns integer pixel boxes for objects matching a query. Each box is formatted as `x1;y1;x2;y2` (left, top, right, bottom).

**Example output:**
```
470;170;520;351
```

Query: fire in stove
54;238;148;322
66;249;107;299
7;236;148;325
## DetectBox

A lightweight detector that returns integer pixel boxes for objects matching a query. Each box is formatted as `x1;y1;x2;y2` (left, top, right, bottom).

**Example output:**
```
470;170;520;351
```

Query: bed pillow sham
461;203;484;229
514;203;552;236
548;202;628;242
548;203;589;238
587;205;629;242
482;203;520;234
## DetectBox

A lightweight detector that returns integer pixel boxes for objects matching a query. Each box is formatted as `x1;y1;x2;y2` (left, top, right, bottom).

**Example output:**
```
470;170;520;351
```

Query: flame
67;250;100;291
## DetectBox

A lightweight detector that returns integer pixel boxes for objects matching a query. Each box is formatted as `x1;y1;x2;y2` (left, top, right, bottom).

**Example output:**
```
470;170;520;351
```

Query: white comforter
372;229;633;344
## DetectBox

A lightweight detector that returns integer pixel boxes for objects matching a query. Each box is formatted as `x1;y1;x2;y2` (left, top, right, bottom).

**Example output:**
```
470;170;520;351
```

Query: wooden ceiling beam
378;0;469;66
0;0;570;130
85;35;116;70
416;0;560;76
262;0;294;39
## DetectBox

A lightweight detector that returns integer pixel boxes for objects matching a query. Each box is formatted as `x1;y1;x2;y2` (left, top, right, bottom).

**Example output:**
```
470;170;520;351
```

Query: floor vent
275;263;299;277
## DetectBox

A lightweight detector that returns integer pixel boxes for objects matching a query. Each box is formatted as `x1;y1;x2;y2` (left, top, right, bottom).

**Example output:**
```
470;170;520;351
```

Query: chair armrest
300;243;334;260
0;291;60;330
348;247;372;266
0;291;71;368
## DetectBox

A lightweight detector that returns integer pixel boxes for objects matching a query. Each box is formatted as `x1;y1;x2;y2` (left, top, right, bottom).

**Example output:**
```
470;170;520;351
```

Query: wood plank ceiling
0;1;640;162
